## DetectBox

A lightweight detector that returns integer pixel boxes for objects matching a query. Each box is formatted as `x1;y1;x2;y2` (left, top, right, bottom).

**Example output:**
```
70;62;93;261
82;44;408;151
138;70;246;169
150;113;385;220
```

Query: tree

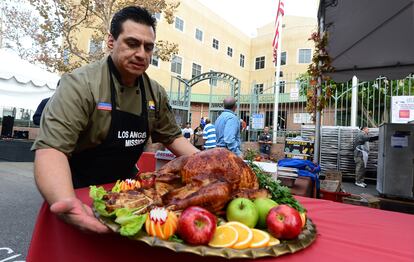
1;0;180;73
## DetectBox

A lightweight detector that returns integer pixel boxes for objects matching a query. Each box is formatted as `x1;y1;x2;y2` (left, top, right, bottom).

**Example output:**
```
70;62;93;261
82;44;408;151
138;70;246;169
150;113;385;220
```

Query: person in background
31;6;198;234
192;126;204;150
181;122;193;141
258;126;272;157
353;126;378;188
215;97;241;156
200;117;206;129
33;97;50;125
203;118;216;149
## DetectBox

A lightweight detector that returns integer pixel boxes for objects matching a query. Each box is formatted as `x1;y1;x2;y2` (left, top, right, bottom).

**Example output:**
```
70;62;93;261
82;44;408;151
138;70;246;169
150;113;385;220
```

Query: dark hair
223;97;236;110
110;6;156;40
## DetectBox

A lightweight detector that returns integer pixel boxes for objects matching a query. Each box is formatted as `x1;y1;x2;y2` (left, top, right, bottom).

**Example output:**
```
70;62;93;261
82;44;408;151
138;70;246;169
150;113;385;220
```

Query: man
31;6;198;233
215;97;241;156
202;118;216;149
258;126;272;157
181;122;193;141
33;97;50;125
353;127;378;188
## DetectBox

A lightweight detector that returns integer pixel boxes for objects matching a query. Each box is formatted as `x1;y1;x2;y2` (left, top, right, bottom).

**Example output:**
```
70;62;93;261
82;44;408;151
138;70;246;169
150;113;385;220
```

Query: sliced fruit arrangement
119;179;141;191
145;207;178;240
208;225;239;248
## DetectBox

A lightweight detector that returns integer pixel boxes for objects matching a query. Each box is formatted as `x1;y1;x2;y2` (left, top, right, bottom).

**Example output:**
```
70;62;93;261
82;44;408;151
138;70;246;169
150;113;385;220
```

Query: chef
31;6;198;233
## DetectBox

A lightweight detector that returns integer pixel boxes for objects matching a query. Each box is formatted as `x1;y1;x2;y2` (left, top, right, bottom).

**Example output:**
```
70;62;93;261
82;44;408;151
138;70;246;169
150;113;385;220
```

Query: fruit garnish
145;208;178;240
224;221;253;249
208;225;239;248
249;229;270;248
268;235;280;246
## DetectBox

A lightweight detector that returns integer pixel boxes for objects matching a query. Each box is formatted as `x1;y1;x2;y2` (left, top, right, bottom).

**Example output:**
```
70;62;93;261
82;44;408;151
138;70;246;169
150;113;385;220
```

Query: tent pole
351;76;358;127
314;4;326;164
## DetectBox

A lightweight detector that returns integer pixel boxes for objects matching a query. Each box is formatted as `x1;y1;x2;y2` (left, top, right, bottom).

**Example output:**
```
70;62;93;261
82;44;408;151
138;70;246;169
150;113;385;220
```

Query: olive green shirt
32;56;182;155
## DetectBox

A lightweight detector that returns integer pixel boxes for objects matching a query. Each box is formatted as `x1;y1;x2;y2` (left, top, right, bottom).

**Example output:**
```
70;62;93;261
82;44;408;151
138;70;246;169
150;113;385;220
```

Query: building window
192;63;202;78
280;81;286;93
175;17;184;31
209;70;217;87
227;47;233;57
255;83;264;94
240;54;245;68
212;38;219;50
281;51;287;65
153;13;161;20
298;49;311;64
255;56;265;70
195;28;203;41
88;39;102;55
151;54;159;67
171;55;182;74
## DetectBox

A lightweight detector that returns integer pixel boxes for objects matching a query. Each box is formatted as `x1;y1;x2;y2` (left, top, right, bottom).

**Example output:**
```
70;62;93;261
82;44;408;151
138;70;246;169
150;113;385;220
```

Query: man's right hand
50;198;111;234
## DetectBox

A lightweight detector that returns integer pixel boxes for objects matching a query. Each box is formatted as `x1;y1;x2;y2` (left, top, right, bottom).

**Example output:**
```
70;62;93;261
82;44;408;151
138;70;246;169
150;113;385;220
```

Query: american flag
272;0;285;62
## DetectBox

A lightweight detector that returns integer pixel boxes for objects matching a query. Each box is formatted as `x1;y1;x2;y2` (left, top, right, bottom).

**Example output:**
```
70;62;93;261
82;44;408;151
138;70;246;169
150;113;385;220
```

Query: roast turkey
154;148;268;213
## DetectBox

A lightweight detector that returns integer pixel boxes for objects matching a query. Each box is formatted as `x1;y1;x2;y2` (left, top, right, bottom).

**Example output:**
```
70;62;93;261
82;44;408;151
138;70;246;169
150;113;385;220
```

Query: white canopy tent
0;48;59;111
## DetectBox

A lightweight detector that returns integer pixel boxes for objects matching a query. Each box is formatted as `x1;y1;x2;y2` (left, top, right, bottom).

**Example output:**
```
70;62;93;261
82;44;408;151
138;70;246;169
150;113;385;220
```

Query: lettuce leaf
93;199;115;217
117;213;147;237
89;185;107;201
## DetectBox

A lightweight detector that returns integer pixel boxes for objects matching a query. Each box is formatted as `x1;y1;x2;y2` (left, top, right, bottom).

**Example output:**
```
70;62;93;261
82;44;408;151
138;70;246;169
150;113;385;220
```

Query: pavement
0;162;42;261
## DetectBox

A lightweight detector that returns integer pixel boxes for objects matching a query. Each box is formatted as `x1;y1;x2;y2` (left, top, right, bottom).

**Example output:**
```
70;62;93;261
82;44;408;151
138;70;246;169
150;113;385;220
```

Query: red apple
266;204;302;240
177;206;217;245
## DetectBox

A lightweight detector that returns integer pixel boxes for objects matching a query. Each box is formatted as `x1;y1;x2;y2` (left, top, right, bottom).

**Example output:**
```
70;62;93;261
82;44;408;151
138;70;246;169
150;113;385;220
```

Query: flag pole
272;1;283;143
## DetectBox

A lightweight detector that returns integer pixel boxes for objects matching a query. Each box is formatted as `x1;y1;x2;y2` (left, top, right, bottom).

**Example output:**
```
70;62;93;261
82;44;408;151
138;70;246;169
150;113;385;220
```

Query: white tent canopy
0;48;59;111
319;0;414;82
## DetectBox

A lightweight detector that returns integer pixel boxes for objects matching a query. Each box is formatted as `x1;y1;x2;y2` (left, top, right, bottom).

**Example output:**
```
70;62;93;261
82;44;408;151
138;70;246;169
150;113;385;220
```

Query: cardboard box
320;180;341;192
342;193;380;209
324;170;342;183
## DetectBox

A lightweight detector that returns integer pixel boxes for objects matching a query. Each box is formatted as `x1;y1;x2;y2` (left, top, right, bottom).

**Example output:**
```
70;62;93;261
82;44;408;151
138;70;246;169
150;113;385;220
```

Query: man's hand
50;198;110;234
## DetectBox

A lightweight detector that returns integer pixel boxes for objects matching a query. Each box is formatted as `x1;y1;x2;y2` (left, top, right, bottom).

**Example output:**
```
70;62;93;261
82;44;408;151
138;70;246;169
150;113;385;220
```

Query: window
212;38;219;50
88;39;102;55
255;56;265;70
275;80;285;93
195;28;203;41
175;17;184;31
240;54;245;67
150;54;159;67
227;47;233;57
280;51;287;65
153;13;161;20
255;83;264;94
192;63;202;78
171;55;182;74
209;70;217;87
298;49;311;63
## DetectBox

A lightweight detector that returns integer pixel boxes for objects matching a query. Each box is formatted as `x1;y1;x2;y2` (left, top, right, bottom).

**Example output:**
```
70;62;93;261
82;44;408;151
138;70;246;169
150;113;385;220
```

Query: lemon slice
225;221;253;249
249;229;270;248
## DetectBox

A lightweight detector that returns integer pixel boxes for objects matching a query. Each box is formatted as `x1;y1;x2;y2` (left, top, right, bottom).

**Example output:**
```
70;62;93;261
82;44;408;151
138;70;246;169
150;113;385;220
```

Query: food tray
97;214;317;259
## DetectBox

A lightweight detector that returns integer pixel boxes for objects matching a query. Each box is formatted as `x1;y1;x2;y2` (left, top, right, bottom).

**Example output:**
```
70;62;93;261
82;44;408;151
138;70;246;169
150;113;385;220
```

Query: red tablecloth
27;185;414;262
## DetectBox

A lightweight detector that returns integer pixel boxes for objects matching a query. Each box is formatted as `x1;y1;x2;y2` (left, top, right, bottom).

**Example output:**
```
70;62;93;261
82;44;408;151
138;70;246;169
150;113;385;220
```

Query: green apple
226;198;258;228
254;198;279;228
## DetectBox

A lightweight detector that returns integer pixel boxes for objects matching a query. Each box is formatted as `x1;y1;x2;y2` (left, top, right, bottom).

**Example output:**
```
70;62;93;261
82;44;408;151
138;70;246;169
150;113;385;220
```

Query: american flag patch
97;102;112;111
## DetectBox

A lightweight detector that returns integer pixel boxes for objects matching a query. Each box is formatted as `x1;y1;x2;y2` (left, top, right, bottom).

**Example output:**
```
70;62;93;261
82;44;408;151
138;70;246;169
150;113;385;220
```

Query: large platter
97;214;317;259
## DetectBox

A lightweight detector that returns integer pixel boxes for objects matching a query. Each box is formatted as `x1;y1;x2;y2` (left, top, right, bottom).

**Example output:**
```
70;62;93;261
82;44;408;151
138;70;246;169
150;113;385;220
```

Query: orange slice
299;212;307;228
268;235;280;246
225;221;253;249
249;229;270;248
208;225;239;248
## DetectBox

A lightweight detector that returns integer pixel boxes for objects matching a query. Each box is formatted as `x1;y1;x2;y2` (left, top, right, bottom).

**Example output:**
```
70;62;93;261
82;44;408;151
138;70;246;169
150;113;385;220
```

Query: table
27;185;414;262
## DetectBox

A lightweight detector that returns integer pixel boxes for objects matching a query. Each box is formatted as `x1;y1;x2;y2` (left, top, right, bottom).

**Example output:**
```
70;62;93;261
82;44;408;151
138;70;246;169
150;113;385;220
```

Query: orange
268;235;280;246
249;229;270;248
225;221;253;249
145;209;178;240
208;225;239;248
299;212;307;228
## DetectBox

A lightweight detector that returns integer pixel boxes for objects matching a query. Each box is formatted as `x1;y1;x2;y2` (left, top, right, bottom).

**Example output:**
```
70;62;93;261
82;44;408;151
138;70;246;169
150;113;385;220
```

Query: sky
198;0;319;36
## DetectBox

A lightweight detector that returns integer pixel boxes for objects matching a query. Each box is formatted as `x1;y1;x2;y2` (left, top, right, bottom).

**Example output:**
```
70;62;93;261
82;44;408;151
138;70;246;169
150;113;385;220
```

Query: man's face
363;127;369;134
108;20;155;81
264;127;269;133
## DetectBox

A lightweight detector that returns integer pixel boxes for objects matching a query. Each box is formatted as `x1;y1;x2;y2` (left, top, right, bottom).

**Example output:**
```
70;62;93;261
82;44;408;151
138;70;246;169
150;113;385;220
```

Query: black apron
69;57;149;188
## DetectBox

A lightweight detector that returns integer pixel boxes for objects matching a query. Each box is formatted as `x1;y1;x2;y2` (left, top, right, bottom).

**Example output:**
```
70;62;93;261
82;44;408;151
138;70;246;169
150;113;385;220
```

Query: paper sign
391;135;408;148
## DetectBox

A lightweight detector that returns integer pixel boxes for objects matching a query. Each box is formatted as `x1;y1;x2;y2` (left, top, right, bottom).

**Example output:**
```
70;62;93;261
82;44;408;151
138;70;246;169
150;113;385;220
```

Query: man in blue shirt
215;97;242;156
